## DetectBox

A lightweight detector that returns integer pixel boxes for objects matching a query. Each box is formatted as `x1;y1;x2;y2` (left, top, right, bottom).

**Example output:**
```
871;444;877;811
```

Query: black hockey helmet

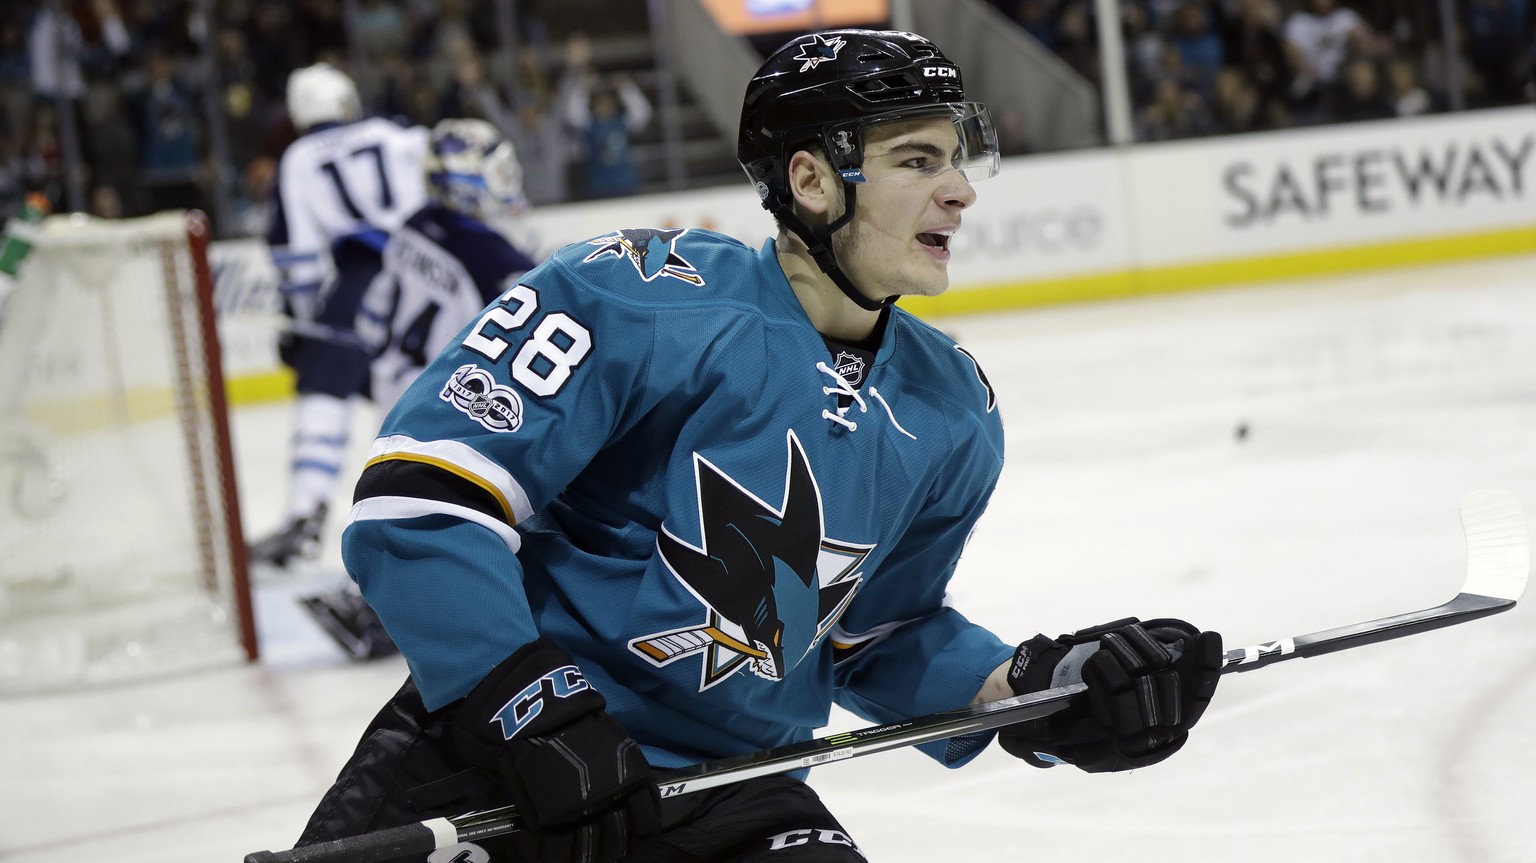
738;30;998;309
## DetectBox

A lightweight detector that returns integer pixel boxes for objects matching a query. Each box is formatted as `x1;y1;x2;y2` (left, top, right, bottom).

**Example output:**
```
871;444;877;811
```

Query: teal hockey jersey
343;227;1013;770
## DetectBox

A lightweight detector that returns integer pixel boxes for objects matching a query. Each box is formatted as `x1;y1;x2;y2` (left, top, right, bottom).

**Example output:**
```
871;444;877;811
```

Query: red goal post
0;210;257;694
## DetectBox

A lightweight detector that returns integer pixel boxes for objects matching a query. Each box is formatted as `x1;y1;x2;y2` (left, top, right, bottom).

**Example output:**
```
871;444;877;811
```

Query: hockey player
250;63;430;569
291;30;1223;862
359;118;539;413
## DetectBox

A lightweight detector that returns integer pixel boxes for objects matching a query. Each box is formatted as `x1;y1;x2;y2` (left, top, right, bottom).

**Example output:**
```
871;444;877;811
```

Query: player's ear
787;148;838;221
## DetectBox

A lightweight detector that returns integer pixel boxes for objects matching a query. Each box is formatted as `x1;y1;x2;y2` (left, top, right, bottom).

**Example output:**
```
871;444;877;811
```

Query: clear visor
834;101;1000;183
947;102;1001;181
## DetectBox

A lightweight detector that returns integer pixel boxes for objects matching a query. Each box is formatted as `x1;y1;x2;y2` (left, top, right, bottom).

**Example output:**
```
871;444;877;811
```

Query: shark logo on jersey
794;34;845;72
440;363;525;432
583;228;705;286
630;429;873;690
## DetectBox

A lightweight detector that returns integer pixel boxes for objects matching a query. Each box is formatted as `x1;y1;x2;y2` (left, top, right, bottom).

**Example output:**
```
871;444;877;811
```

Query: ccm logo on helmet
923;66;958;78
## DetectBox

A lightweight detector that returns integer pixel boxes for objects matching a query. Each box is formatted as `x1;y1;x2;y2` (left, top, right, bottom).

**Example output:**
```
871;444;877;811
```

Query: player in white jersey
250;63;430;569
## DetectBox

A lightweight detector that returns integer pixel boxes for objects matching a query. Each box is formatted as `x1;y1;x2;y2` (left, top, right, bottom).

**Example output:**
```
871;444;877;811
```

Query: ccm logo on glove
491;665;591;739
453;639;662;863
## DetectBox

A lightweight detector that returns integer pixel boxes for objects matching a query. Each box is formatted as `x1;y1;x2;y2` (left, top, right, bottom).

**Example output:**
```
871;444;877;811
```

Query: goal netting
0;210;256;694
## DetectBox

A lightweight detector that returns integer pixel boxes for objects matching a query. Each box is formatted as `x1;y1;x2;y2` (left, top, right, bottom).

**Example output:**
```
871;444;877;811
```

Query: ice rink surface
4;252;1535;862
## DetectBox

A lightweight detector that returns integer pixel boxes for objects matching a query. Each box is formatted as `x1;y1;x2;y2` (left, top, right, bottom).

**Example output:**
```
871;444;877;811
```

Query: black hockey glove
452;638;661;863
998;617;1222;773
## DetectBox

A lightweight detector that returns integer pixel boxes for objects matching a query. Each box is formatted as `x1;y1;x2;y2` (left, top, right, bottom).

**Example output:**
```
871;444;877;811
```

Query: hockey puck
1234;422;1249;442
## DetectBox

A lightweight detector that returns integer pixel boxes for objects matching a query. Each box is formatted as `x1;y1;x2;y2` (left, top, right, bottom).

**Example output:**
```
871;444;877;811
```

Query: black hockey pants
296;677;868;862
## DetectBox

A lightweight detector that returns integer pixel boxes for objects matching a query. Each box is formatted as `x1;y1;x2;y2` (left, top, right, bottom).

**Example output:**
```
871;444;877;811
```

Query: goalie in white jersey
359;118;540;413
251;63;430;569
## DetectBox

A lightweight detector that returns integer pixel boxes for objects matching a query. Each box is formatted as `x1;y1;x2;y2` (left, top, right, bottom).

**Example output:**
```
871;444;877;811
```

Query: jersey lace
817;361;916;439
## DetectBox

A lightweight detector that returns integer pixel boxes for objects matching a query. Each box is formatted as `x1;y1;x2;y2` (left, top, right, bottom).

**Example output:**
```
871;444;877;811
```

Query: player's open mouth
916;229;955;258
916;231;953;251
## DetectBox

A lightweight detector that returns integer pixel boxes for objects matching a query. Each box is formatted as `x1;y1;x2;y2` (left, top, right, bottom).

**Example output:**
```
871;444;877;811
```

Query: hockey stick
244;488;1529;863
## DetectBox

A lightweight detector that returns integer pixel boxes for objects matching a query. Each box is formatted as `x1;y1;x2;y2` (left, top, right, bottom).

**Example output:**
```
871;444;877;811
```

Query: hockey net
0;210;256;694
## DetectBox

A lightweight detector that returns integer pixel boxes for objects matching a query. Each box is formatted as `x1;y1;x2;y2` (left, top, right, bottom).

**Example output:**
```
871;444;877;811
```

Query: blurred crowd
0;0;651;233
0;0;1531;232
989;0;1535;141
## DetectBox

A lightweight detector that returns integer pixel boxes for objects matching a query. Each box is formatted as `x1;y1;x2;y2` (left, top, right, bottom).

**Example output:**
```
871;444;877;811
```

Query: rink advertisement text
1222;134;1533;227
1127;106;1536;269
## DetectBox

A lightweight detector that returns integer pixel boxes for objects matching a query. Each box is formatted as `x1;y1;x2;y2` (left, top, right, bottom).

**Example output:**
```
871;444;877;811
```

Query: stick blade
1459;488;1530;602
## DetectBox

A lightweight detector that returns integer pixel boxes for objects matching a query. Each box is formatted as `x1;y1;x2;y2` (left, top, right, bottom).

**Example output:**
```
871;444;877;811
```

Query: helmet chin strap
781;182;896;312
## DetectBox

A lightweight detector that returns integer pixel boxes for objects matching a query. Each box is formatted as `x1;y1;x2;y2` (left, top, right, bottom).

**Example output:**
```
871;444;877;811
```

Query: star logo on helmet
794;34;845;72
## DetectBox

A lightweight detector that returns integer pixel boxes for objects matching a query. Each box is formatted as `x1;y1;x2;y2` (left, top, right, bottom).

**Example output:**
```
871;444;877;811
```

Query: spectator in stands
505;95;574;205
27;0;131;211
1120;1;1169;98
499;49;574;205
1283;0;1369;118
559;34;651;200
28;0;131;106
1139;77;1213;140
1210;66;1261;134
128;50;203;213
1147;40;1202;104
1165;2;1224;95
1326;57;1394;122
1385;57;1432;117
1221;0;1295;128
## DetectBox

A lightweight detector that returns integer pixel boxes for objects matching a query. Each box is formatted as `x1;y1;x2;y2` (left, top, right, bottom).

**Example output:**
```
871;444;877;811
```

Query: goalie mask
286;63;362;131
425;118;527;220
738;29;999;310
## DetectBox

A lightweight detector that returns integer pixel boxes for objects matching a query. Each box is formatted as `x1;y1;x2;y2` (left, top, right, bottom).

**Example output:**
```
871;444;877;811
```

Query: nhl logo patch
440;364;525;433
832;351;866;389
